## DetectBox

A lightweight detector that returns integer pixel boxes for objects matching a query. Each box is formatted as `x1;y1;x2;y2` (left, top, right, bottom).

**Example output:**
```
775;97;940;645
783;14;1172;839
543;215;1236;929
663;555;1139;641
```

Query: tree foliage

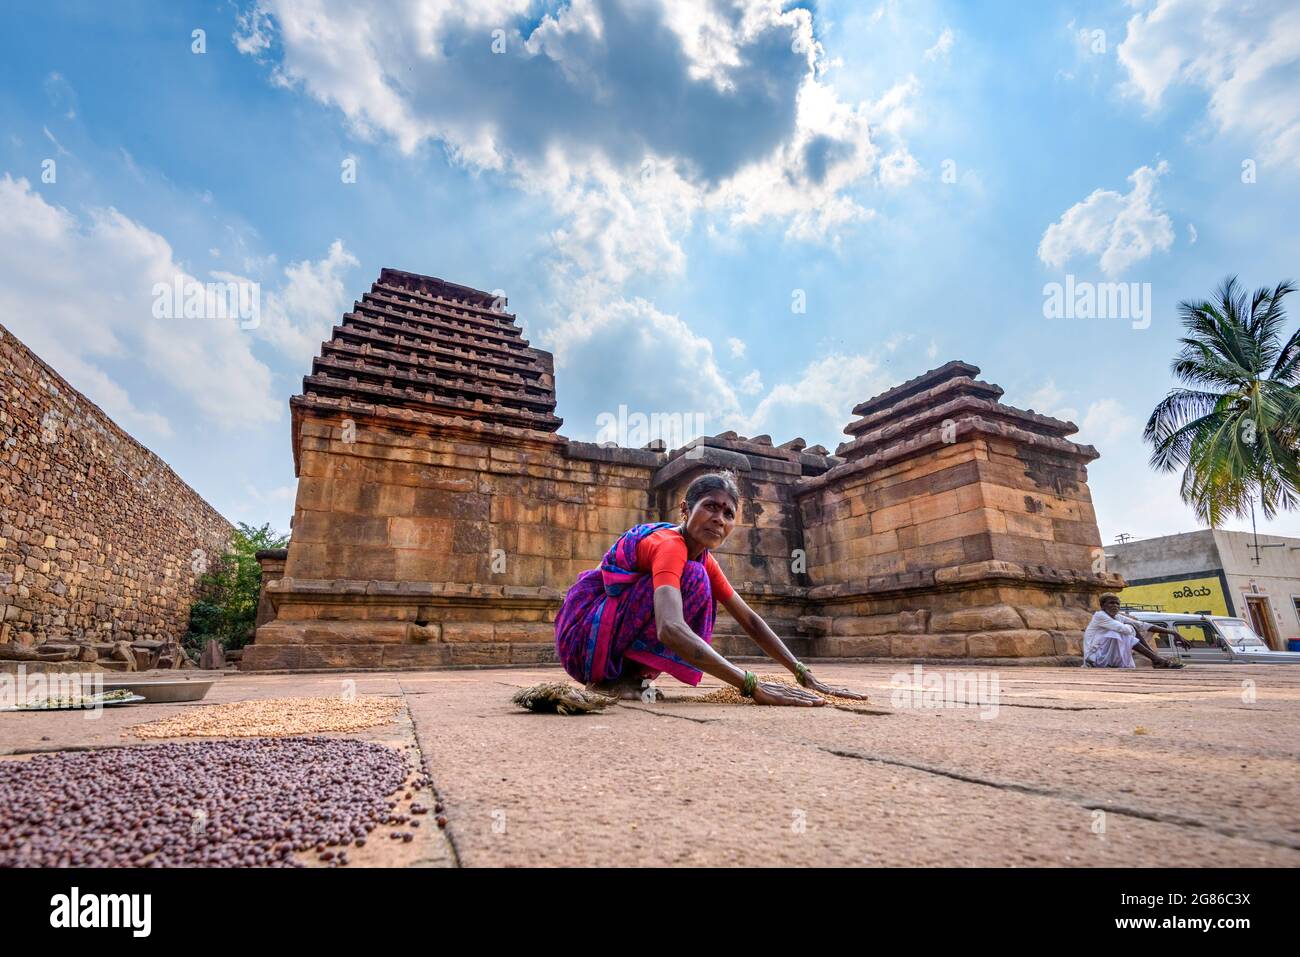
1144;276;1300;526
185;522;289;653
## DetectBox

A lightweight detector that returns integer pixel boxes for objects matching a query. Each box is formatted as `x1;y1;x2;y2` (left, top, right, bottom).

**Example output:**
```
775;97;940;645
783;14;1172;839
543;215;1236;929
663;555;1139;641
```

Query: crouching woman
554;472;865;706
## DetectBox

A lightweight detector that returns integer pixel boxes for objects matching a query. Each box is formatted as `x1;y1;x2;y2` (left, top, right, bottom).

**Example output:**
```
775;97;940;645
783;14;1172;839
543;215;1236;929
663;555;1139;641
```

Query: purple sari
555;522;717;686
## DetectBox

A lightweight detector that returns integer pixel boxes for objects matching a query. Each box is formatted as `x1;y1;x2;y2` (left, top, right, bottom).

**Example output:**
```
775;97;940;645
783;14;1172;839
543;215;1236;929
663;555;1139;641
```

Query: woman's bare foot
586;678;667;701
586;678;638;700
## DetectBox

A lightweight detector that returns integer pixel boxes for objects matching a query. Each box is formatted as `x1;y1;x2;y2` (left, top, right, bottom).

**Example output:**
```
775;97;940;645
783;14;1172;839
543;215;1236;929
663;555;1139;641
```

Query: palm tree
1144;276;1300;527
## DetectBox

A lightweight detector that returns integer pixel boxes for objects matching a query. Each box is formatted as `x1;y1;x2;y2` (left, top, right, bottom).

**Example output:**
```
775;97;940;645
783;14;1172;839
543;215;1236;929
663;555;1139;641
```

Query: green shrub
184;522;289;654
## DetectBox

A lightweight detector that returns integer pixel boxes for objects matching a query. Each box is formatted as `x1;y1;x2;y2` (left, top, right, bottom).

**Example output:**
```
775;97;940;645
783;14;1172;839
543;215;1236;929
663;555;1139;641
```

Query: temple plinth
244;271;1120;671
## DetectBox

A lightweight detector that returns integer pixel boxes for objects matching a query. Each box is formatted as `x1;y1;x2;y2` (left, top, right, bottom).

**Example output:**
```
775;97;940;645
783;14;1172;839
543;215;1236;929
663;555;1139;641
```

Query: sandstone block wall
648;435;835;657
244;395;663;669
0;323;233;647
794;362;1116;660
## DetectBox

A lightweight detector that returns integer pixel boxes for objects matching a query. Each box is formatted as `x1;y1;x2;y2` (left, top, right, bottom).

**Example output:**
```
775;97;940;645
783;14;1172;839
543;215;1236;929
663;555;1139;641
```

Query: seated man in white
1083;594;1184;669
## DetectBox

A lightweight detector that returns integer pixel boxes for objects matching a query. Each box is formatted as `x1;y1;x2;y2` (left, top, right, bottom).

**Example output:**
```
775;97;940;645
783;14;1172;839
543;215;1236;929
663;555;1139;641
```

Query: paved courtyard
2;661;1297;867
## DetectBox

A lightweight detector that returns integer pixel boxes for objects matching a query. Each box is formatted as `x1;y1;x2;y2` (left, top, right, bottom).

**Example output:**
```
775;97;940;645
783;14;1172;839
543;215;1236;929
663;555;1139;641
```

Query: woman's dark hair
683;472;740;512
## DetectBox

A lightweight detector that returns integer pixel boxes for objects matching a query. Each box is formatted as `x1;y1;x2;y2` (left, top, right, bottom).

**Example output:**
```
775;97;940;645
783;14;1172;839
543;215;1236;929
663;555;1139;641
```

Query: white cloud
43;72;78;121
238;0;920;261
236;0;929;454
1038;161;1174;276
727;336;746;359
883;332;911;352
1118;0;1300;168
228;482;298;535
543;309;925;453
877;148;922;188
42;126;70;157
542;156;698;294
0;174;283;433
1020;379;1187;538
251;239;359;366
539;298;901;452
923;27;953;62
1187;223;1198;244
1023;380;1078;423
1093;466;1205;543
540;295;743;437
242;481;297;505
34;349;172;439
1021;382;1137;446
711;72;923;243
233;5;275;57
1079;398;1138;446
740;351;892;443
1085;437;1294;541
119;147;144;182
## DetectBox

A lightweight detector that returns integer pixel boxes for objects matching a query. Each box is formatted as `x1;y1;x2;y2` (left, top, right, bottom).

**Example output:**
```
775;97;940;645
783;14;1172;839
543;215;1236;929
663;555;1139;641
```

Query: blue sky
2;0;1298;545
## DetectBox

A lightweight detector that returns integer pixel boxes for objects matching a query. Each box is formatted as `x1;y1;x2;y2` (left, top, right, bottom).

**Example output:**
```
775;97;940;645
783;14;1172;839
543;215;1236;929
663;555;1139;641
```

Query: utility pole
1251;499;1260;564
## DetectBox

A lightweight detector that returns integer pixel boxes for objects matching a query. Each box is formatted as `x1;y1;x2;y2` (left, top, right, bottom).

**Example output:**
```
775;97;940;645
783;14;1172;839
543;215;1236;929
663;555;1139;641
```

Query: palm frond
1146;275;1300;527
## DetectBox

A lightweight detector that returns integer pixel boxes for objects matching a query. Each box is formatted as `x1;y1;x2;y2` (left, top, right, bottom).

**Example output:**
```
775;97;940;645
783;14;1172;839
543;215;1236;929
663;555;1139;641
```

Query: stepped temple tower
244;268;1121;670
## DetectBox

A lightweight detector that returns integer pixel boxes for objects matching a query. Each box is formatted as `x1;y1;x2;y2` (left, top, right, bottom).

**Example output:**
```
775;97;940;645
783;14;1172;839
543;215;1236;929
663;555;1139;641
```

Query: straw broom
511;682;617;715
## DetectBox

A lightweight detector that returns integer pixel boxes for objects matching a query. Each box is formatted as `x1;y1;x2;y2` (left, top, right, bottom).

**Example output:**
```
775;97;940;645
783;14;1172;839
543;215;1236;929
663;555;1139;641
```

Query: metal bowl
93;679;216;703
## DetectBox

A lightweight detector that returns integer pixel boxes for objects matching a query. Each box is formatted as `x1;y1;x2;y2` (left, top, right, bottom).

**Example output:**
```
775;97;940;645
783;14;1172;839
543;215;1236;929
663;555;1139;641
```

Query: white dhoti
1082;611;1151;669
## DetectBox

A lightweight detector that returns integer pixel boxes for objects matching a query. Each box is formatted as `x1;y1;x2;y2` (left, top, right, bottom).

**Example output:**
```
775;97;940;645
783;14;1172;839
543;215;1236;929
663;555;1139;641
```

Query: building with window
1107;530;1300;650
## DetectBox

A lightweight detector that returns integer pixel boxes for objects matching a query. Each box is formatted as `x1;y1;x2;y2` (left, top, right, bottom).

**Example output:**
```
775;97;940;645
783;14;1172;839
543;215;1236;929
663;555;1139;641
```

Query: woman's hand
801;673;869;701
752;681;825;707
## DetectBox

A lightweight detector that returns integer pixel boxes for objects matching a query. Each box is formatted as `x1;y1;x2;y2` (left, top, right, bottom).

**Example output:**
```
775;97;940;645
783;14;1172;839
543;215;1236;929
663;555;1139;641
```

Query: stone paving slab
402;662;1299;866
1;662;1296;867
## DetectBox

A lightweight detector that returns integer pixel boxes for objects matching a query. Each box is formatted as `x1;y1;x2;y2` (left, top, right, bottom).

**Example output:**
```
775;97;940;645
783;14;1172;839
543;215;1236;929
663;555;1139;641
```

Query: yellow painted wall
1119;575;1231;617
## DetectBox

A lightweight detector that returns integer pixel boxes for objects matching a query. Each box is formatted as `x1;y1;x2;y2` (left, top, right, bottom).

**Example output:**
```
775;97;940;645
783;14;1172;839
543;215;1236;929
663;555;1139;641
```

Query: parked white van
1126;611;1300;664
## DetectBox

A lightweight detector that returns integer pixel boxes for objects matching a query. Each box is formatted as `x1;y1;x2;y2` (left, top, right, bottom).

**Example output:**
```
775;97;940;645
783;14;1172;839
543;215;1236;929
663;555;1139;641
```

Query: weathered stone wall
0;323;233;648
647;436;834;657
794;363;1117;660
245;396;662;669
246;391;853;670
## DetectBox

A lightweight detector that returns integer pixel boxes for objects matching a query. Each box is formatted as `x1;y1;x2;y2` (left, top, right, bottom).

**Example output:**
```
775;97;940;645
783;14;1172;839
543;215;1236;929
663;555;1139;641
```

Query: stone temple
245;268;1123;671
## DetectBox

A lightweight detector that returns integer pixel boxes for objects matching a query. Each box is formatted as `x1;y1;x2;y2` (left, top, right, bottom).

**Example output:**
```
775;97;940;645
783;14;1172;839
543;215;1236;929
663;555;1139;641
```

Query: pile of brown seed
692;673;866;705
130;695;401;739
0;737;411;867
